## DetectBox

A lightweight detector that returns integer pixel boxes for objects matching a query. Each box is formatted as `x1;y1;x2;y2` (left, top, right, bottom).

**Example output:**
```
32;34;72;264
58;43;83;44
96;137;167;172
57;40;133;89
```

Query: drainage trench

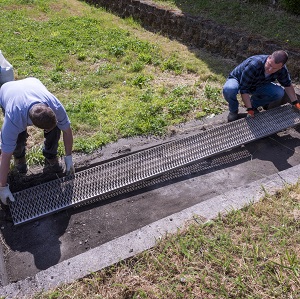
9;104;300;226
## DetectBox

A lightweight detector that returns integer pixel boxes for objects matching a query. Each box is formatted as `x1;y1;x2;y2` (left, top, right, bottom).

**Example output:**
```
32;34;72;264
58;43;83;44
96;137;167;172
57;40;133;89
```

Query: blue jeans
14;126;61;160
223;78;285;112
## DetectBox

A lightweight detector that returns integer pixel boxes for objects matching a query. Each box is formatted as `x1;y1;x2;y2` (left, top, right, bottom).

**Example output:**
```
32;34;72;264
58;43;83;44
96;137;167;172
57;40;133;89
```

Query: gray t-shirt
0;77;70;153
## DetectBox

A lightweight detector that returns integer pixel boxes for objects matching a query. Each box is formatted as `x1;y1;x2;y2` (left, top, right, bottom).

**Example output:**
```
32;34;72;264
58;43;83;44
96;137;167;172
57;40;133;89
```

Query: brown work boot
14;156;28;174
44;157;63;173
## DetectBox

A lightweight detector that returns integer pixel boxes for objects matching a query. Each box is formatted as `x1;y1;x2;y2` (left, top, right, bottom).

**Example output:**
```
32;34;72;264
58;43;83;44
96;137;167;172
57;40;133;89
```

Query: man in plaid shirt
223;50;299;122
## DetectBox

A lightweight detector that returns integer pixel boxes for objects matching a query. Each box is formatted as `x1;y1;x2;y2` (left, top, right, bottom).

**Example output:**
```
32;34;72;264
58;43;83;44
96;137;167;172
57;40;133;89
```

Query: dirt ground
2;105;300;289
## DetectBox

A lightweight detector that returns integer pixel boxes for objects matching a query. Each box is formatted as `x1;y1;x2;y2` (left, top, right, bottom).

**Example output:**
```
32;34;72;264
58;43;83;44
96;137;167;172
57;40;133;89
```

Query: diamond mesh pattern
9;105;300;225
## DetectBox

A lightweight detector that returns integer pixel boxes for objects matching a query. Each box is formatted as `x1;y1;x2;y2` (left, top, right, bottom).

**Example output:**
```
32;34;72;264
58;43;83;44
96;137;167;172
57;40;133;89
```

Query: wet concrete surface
1;109;300;295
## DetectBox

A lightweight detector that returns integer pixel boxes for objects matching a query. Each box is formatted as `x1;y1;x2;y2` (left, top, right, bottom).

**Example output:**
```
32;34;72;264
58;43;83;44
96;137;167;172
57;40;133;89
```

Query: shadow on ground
1;121;300;283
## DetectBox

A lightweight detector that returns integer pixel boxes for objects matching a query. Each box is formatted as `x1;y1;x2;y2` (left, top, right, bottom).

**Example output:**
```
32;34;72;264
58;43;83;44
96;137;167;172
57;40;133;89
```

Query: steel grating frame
9;104;300;225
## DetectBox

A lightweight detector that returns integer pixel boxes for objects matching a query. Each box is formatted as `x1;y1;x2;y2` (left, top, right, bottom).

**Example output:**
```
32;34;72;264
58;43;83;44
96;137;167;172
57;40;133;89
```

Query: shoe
44;157;63;173
14;156;28;174
227;111;238;122
253;108;260;114
262;104;269;110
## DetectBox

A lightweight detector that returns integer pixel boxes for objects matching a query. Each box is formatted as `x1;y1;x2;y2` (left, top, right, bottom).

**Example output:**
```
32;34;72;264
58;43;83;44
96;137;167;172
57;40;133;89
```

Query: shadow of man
0;174;75;284
245;126;300;172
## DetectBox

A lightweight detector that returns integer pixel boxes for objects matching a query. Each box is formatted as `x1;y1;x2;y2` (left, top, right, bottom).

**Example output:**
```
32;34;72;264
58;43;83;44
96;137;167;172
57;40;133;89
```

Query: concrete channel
1;101;300;298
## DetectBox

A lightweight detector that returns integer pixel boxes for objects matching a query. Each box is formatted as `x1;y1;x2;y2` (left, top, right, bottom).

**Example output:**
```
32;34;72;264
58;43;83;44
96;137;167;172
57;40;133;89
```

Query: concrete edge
1;162;300;298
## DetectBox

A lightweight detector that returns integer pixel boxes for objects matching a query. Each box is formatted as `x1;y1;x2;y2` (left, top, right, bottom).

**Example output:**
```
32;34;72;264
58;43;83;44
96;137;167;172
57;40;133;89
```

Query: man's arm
284;85;299;103
62;126;75;174
62;126;73;156
0;151;13;187
239;61;261;113
240;93;256;117
241;93;252;109
0;151;15;205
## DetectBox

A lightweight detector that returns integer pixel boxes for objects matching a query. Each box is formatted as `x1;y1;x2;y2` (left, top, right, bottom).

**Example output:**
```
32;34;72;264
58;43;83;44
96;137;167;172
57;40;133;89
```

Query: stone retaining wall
85;0;300;81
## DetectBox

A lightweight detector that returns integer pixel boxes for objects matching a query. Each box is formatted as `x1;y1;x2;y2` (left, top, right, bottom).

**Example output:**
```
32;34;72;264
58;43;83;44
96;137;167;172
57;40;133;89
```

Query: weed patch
1;0;230;163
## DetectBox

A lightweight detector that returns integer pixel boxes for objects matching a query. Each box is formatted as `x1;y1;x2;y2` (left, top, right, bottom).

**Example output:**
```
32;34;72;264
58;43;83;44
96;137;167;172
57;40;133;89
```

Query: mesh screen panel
9;105;300;225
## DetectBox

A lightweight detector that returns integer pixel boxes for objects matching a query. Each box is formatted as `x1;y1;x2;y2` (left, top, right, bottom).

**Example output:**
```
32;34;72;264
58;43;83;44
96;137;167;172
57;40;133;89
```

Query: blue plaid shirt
228;55;292;94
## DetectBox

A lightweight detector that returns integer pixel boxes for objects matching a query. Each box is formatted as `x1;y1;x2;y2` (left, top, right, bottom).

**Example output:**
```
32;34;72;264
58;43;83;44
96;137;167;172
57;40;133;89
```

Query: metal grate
9;104;300;225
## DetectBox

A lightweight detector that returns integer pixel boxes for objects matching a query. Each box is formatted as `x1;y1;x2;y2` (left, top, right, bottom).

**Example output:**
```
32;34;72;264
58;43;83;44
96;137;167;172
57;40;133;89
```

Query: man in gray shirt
0;77;75;205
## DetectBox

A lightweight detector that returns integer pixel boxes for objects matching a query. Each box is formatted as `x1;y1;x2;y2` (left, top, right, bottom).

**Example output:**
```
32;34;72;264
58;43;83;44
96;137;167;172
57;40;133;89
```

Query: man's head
265;50;288;75
29;104;57;131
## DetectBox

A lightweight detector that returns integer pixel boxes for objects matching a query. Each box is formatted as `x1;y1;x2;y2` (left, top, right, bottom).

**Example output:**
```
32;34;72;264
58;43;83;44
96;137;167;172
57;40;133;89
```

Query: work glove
292;100;300;110
64;155;75;175
0;184;15;205
246;107;255;118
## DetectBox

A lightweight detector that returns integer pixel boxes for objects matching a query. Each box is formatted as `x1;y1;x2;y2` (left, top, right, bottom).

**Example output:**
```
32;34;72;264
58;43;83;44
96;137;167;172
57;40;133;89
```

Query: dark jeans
14;126;61;160
223;78;285;112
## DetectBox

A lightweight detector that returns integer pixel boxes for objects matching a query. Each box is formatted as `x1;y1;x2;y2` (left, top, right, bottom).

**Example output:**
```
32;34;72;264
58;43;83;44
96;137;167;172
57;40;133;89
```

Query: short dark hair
271;50;288;65
29;104;57;130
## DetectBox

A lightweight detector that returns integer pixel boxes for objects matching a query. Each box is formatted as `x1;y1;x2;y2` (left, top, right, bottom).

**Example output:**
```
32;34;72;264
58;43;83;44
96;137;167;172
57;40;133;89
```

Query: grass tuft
154;0;300;48
34;182;300;298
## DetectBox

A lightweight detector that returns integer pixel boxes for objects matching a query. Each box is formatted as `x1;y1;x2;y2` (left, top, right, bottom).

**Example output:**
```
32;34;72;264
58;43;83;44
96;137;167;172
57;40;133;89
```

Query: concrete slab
1;109;300;298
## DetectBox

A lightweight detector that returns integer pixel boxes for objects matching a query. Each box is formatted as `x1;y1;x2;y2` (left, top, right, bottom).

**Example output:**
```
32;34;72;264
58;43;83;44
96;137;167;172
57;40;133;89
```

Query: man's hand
246;107;255;118
292;100;300;110
64;155;75;175
0;184;15;205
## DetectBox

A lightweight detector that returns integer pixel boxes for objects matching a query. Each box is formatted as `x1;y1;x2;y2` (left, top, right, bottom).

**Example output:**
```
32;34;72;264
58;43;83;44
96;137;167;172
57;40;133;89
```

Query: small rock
117;145;131;154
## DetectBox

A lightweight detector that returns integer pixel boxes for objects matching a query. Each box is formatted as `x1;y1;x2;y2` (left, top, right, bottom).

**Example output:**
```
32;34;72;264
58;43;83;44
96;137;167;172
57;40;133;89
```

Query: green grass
1;0;229;164
33;183;300;299
154;0;300;48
